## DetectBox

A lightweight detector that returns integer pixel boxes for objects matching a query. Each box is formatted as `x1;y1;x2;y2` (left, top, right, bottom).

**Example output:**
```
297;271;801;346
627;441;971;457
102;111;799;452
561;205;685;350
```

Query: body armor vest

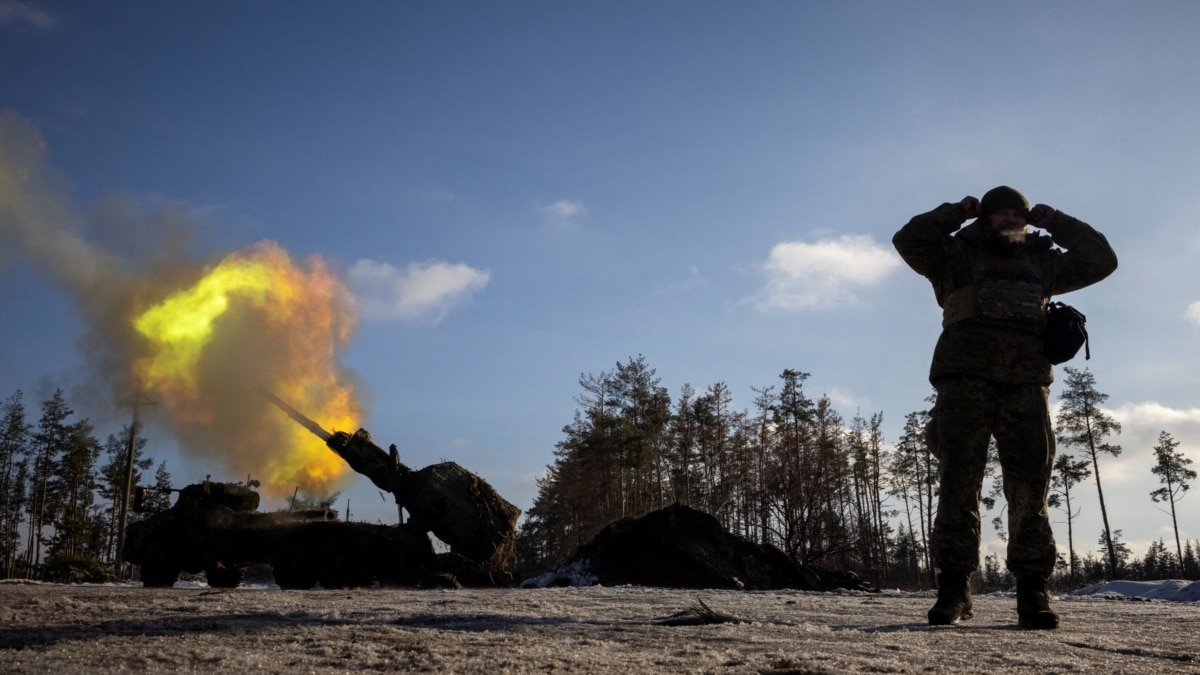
941;254;1048;332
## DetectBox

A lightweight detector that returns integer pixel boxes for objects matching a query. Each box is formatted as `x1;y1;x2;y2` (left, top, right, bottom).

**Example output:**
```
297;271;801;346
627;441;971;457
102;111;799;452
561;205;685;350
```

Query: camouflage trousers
928;377;1057;579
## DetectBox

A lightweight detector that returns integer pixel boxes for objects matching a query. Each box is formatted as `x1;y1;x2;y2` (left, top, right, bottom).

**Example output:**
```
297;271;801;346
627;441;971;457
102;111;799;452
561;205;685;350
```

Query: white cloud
824;387;869;413
990;400;1200;559
538;199;586;228
1186;301;1200;326
1101;401;1200;485
747;234;901;311
347;259;490;322
1068;401;1200;553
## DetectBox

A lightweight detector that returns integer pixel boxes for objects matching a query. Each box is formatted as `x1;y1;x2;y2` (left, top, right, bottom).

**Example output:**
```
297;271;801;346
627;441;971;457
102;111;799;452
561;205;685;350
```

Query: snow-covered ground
1068;579;1200;603
1;580;1197;673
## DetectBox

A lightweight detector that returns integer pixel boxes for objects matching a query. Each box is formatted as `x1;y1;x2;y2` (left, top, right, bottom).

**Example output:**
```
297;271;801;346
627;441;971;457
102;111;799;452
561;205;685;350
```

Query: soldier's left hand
1028;203;1057;228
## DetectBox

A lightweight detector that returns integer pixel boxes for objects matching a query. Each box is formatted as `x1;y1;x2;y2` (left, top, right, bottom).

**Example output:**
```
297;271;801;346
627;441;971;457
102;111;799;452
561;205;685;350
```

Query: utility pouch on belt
1043;301;1089;364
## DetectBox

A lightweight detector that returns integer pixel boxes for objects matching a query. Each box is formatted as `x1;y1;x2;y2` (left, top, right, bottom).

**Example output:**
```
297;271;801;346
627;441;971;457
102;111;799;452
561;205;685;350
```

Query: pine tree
890;407;937;582
1141;539;1169;579
145;461;175;513
1056;367;1123;579
98;425;153;563
669;383;700;508
888;410;931;580
0;391;31;578
608;355;671;518
691;381;734;520
1048;453;1092;582
1182;540;1200;579
981;552;1014;592
890;523;924;588
768;369;818;563
810;396;853;567
847;412;890;580
1148;430;1196;571
45;419;103;563
25;389;74;574
516;356;674;572
983;440;1005;541
748;384;777;547
1100;529;1132;576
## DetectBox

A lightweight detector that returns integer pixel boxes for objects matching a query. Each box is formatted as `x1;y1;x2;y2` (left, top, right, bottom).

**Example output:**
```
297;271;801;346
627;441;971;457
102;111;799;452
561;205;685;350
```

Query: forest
0;388;173;582
1;358;1196;589
512;357;1198;590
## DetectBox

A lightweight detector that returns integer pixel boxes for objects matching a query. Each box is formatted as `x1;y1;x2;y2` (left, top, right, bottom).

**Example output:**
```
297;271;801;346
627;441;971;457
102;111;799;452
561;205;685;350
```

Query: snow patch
1069;579;1200;602
520;558;599;588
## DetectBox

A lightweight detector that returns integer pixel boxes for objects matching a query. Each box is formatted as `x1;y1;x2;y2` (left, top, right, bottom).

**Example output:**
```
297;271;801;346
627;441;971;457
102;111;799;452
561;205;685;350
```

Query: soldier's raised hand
959;196;981;219
1028;203;1057;228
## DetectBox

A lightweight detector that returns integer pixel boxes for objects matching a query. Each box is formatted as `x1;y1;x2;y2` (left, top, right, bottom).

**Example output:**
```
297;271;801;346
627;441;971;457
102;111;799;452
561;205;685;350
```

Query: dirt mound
523;503;873;591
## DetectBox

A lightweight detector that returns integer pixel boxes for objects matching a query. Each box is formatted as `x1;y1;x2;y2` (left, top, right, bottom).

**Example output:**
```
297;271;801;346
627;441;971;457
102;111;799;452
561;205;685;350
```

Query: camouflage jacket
893;202;1118;385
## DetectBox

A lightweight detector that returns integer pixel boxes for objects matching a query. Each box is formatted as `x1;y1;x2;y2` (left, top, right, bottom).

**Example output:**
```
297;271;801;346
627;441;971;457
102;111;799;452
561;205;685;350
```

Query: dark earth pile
525;503;873;591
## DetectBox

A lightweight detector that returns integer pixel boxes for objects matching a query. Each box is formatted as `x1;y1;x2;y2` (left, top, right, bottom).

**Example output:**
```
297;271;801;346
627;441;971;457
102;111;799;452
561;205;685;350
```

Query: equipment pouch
1043;302;1089;364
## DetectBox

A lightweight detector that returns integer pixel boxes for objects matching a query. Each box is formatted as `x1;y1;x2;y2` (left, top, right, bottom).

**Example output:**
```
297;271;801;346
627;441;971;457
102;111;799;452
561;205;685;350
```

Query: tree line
2;360;1194;588
515;357;1199;589
0;389;172;582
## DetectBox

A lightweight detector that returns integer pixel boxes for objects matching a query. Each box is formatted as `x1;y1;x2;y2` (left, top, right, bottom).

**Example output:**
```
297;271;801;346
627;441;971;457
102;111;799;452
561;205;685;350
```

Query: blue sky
3;1;1199;565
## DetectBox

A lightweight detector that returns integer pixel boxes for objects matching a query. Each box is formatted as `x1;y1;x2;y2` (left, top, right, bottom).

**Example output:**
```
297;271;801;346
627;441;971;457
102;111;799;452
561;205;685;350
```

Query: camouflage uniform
893;200;1117;579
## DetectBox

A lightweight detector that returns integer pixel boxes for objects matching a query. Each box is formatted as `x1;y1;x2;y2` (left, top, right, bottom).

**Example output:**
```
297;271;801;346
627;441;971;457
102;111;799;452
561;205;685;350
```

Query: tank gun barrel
259;387;405;493
258;387;520;567
257;387;333;442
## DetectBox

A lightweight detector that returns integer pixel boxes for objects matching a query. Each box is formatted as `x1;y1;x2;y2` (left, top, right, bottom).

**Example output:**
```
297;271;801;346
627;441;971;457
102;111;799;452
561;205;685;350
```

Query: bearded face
985;208;1031;254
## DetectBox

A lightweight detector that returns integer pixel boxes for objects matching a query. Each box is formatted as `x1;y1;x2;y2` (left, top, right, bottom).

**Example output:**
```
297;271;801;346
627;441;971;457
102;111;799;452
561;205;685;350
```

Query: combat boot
1016;576;1059;630
928;570;973;626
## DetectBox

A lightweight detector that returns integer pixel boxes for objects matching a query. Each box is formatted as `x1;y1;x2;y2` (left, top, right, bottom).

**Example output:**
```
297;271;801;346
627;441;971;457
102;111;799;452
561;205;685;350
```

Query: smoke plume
0;109;362;499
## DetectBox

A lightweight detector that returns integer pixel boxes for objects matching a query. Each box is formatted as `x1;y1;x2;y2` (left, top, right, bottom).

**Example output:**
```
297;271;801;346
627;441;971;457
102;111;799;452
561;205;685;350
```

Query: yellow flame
132;241;360;498
134;257;273;399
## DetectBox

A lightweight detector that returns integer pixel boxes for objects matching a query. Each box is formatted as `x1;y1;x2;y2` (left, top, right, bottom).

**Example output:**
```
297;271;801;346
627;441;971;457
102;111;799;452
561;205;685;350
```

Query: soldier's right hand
958;196;981;219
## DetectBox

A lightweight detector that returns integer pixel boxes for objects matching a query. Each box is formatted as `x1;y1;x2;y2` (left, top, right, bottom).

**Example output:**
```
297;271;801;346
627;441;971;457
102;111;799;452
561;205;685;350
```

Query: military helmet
980;186;1029;218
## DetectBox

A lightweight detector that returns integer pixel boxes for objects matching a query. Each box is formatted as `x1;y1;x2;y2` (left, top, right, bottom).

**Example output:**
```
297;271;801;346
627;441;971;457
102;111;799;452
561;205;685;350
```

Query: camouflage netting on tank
324;428;519;573
405;462;520;569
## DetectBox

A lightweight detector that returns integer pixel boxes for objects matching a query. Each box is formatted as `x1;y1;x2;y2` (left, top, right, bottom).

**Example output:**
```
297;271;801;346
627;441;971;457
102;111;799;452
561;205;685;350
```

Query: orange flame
132;240;360;499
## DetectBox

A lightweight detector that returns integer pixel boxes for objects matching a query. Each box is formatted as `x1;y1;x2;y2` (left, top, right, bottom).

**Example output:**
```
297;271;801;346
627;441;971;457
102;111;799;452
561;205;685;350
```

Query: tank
123;479;437;589
122;391;521;589
259;389;521;570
